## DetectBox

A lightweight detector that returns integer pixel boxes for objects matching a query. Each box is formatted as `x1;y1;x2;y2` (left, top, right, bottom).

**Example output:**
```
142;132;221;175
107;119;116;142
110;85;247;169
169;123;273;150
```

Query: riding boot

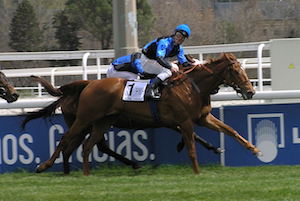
145;77;163;99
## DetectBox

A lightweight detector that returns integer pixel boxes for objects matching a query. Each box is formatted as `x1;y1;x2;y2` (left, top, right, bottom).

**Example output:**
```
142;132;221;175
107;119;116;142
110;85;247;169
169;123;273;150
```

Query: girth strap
148;100;160;123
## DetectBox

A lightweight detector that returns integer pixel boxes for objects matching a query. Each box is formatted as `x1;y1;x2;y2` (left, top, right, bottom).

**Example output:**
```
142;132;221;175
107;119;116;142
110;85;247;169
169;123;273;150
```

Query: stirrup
145;88;161;100
210;87;220;95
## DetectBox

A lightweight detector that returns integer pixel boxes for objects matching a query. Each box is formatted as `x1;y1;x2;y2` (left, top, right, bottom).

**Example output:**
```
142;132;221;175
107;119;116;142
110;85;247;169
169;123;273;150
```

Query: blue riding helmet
175;24;191;38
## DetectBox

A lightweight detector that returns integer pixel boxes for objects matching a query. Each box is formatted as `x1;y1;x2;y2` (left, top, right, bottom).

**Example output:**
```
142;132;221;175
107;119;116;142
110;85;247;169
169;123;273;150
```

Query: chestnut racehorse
0;71;19;103
22;77;222;173
24;53;261;175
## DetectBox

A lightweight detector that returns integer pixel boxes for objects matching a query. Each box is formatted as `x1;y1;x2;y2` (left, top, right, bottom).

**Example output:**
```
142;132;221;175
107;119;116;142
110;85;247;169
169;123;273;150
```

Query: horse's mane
170;53;237;85
202;53;236;66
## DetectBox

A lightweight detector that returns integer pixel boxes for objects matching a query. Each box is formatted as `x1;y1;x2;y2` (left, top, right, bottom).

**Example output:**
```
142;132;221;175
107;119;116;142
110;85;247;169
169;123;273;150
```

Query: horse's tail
59;79;90;97
30;75;62;96
30;75;90;97
21;97;63;130
21;76;90;130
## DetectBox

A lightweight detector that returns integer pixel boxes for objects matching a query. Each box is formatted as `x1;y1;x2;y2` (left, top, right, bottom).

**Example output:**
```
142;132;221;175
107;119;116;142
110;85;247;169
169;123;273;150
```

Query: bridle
0;87;8;98
0;74;10;98
0;71;19;102
221;61;251;98
171;57;253;100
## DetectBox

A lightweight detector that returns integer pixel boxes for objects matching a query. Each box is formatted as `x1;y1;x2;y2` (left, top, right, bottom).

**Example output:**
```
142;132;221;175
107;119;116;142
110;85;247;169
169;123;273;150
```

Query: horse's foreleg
199;113;261;156
180;120;199;174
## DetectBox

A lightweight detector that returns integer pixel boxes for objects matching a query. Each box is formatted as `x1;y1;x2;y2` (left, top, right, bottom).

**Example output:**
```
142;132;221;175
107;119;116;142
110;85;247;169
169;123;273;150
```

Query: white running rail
0;41;270;98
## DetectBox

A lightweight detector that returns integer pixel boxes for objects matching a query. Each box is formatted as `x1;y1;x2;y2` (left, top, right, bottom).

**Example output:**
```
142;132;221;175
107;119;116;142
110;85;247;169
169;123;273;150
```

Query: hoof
255;151;263;157
176;142;184;152
35;165;42;173
35;163;49;173
132;164;142;170
63;171;70;175
252;147;262;156
215;148;225;154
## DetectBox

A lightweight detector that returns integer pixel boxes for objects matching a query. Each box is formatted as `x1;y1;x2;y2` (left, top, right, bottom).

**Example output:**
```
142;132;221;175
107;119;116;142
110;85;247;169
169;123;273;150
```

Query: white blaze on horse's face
229;61;255;99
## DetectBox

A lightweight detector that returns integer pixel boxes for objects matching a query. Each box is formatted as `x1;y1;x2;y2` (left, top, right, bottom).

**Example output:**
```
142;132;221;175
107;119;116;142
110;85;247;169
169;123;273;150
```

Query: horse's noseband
0;87;6;97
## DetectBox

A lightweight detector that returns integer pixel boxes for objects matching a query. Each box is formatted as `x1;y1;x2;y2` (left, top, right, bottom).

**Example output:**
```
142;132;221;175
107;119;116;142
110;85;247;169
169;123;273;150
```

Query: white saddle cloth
122;80;149;102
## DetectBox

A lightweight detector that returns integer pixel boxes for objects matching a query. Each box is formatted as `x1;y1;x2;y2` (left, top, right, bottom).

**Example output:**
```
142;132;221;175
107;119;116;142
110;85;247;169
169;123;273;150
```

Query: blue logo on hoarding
247;113;284;163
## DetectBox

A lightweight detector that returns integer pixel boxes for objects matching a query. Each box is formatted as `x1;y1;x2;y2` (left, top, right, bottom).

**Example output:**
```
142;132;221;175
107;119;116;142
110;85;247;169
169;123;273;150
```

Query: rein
171;64;208;82
181;64;197;74
169;64;216;90
184;61;242;95
168;59;243;96
168;64;204;94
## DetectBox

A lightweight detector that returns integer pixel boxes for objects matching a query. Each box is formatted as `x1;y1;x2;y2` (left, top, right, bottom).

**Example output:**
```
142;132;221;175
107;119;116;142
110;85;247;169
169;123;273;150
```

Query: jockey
141;24;191;99
107;52;143;80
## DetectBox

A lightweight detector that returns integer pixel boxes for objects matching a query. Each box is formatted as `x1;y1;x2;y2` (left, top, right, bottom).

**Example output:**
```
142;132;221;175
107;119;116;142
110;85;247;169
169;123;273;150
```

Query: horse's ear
220;53;228;61
223;53;236;61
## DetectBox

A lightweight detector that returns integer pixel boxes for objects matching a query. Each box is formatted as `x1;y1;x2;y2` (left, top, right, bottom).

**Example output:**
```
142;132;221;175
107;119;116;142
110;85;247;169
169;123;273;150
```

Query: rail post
257;43;265;91
82;52;90;80
198;53;203;62
37;83;42;97
51;68;57;86
96;57;101;79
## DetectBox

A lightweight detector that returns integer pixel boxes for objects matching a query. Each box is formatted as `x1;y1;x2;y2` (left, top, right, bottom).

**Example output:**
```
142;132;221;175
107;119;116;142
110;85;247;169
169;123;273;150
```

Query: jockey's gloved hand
171;63;179;72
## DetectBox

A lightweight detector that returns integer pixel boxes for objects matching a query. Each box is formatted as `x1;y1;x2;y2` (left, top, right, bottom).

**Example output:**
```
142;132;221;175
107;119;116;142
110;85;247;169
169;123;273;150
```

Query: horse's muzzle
5;93;19;103
242;91;255;100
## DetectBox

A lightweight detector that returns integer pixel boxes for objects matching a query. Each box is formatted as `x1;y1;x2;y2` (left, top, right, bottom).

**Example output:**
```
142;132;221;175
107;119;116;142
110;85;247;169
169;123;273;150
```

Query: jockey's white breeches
106;64;139;80
140;54;172;81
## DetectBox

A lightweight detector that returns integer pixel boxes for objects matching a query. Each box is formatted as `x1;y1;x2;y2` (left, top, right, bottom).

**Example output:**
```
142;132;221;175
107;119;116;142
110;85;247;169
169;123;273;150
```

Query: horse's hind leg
96;139;141;169
198;113;261;155
60;114;76;174
82;119;112;176
179;120;200;174
36;117;89;173
36;132;69;173
62;132;87;174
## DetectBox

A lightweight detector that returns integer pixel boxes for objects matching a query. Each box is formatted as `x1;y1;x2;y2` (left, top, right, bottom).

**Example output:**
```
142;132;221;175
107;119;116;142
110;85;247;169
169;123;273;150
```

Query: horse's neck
188;64;224;95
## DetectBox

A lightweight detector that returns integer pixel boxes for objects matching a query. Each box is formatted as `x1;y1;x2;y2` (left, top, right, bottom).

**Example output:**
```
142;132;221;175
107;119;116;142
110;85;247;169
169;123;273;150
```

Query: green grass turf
0;165;299;201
